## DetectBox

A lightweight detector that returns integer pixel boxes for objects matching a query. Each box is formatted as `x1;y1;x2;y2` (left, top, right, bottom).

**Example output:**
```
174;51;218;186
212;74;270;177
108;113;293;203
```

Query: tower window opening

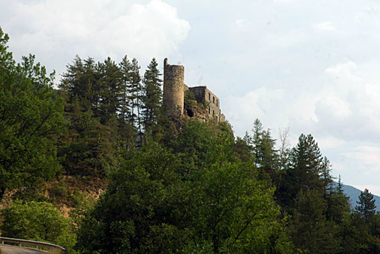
209;107;211;114
213;96;215;103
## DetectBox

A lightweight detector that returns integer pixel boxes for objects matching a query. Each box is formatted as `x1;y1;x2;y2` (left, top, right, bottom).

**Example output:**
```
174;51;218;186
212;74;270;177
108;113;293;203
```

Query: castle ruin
163;58;225;122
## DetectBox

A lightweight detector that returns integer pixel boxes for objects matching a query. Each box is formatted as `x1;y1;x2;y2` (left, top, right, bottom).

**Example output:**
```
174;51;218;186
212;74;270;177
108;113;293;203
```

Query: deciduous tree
0;27;65;196
1;200;75;249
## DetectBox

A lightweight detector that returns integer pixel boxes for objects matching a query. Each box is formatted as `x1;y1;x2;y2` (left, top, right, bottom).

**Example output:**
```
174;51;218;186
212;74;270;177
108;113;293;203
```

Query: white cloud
315;92;351;119
234;19;248;28
225;58;380;167
274;0;295;3
344;146;380;169
96;0;190;60
314;21;337;31
224;87;287;135
3;0;190;79
311;61;380;141
325;61;358;81
318;136;346;149
262;30;310;49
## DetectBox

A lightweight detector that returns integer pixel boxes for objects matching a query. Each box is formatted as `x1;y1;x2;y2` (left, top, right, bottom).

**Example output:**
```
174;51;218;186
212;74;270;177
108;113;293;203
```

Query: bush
0;200;76;250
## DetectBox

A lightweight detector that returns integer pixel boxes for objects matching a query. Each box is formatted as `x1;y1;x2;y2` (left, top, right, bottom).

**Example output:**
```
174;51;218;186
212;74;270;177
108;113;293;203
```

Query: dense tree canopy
0;27;65;197
76;122;293;254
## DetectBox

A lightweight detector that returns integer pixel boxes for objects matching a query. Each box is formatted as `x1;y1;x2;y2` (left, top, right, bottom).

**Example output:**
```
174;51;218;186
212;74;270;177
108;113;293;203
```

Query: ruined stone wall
205;88;222;122
163;58;185;119
189;86;222;122
189;86;206;104
163;58;225;122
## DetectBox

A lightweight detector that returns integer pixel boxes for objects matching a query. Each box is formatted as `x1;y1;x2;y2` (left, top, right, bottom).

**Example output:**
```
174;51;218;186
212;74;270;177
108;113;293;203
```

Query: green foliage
173;120;217;174
127;58;143;144
59;54;165;177
4;24;377;254
183;90;200;116
0;27;65;196
96;57;124;125
243;119;278;182
187;152;291;253
76;143;188;253
0;200;76;249
276;134;326;212
184;89;196;102
356;189;377;224
325;177;350;224
76;123;292;253
338;211;380;254
289;189;340;254
12;187;50;203
59;56;128;176
141;58;163;138
233;136;253;163
251;119;278;170
48;180;90;208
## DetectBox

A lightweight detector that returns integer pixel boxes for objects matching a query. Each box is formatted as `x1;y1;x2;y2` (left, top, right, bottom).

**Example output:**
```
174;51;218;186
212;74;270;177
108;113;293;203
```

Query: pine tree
59;56;120;176
356;189;377;224
118;56;136;149
251;119;264;167
247;119;278;180
290;189;340;253
126;58;143;144
60;56;98;113
141;58;163;139
277;134;325;212
325;175;350;224
278;128;291;171
96;57;123;126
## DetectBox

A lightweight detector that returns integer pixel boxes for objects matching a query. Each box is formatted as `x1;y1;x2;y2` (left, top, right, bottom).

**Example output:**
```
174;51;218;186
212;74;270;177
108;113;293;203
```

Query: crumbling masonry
163;58;225;122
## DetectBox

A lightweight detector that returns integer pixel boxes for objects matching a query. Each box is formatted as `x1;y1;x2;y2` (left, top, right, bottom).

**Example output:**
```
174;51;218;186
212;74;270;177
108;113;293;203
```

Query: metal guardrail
0;236;68;253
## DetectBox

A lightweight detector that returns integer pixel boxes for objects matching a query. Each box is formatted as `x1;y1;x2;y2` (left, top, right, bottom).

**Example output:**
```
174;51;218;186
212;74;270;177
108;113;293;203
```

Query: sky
2;0;380;195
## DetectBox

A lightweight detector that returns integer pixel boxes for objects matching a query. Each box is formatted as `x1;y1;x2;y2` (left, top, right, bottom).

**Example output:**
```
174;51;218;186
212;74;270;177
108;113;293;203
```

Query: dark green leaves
356;189;377;224
77;122;292;253
1;200;76;249
0;28;65;196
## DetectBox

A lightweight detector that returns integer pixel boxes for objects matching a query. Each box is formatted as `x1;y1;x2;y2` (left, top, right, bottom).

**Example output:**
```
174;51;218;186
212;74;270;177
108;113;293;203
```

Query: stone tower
163;58;185;119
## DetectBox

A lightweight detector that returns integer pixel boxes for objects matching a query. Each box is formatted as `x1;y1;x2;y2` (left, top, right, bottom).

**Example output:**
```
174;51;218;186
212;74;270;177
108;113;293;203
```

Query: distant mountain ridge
342;183;380;212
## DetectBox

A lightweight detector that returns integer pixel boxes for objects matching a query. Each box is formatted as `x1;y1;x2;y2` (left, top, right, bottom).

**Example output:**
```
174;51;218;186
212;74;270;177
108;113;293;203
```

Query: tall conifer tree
277;134;324;212
96;57;123;126
118;56;135;149
141;58;163;138
125;58;143;144
356;189;377;224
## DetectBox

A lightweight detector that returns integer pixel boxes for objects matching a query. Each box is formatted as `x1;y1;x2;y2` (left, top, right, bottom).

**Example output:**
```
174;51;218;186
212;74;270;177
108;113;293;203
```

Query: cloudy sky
2;0;380;195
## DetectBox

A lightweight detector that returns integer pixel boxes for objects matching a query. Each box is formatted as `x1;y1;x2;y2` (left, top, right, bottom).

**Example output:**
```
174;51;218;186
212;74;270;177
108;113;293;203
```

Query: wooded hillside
1;27;380;254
